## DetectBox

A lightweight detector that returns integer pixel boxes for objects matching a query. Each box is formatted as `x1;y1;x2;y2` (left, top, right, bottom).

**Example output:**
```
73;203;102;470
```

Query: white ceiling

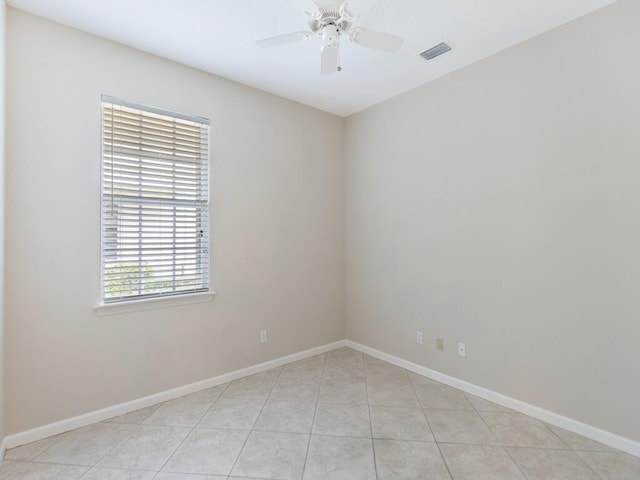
8;0;618;117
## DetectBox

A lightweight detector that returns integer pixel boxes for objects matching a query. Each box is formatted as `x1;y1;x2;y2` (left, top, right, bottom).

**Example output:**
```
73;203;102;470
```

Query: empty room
0;0;639;479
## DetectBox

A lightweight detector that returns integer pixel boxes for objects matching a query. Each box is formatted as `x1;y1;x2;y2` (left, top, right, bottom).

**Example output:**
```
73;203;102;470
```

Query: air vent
420;42;452;60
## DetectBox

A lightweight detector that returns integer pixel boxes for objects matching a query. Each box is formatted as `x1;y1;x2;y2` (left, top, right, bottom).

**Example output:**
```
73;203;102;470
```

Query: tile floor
1;347;639;479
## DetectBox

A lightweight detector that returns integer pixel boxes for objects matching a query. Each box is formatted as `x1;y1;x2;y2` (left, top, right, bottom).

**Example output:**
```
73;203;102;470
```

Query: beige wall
5;8;345;434
345;0;640;443
0;0;6;443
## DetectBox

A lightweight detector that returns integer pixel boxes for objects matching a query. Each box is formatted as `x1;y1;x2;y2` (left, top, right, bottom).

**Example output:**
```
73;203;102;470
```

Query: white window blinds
101;96;210;303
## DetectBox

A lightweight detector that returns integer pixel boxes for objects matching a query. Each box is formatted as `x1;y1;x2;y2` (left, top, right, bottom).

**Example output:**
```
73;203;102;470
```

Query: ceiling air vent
420;42;452;61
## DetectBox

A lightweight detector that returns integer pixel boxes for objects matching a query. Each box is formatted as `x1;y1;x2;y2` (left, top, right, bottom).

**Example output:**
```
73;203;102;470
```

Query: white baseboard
4;338;638;459
2;340;347;451
346;340;640;458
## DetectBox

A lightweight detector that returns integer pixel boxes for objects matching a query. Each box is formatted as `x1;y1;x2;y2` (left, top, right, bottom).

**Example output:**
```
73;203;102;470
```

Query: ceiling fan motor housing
308;6;353;34
322;24;340;48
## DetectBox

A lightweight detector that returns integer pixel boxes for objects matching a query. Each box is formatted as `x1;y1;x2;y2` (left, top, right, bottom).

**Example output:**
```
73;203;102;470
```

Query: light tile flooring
2;347;639;479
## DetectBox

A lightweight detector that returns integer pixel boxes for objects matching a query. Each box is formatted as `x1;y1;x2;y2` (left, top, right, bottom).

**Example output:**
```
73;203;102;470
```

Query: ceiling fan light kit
257;0;404;75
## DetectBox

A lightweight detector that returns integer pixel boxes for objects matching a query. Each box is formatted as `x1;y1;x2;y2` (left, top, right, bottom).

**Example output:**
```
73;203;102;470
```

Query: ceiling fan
257;0;404;75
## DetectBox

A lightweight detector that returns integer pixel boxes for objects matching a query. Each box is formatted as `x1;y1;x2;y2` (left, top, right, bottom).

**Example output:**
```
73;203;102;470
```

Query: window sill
94;291;216;317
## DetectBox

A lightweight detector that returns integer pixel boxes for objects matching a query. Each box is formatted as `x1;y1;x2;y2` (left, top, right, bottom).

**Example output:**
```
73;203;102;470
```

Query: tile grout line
300;351;328;480
363;355;381;480
152;381;232;479
3;462;90;480
74;406;164;476
81;466;156;480
225;364;286;478
432;439;455;480
2;459;90;480
192;379;235;431
467;392;605;480
14;431;71;465
75;423;147;477
537;421;606;480
408;373;436;441
467;392;531;480
407;369;455;480
501;447;531;480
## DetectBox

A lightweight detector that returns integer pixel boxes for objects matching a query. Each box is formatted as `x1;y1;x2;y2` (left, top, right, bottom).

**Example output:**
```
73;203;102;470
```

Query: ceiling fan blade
320;46;339;75
349;27;404;53
257;31;312;48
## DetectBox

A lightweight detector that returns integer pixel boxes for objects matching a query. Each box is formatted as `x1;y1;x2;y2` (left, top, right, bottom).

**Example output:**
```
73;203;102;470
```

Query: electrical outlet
416;331;423;345
437;338;444;351
458;342;466;357
260;330;267;343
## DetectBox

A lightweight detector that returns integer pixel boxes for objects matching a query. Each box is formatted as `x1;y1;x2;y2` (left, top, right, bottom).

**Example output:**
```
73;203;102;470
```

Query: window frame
96;95;213;313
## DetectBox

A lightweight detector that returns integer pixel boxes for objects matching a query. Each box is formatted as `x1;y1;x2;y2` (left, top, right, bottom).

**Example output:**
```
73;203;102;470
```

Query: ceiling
8;0;618;117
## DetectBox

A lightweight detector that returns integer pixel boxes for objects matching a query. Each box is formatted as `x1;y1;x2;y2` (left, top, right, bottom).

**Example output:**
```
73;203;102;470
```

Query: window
100;96;210;304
